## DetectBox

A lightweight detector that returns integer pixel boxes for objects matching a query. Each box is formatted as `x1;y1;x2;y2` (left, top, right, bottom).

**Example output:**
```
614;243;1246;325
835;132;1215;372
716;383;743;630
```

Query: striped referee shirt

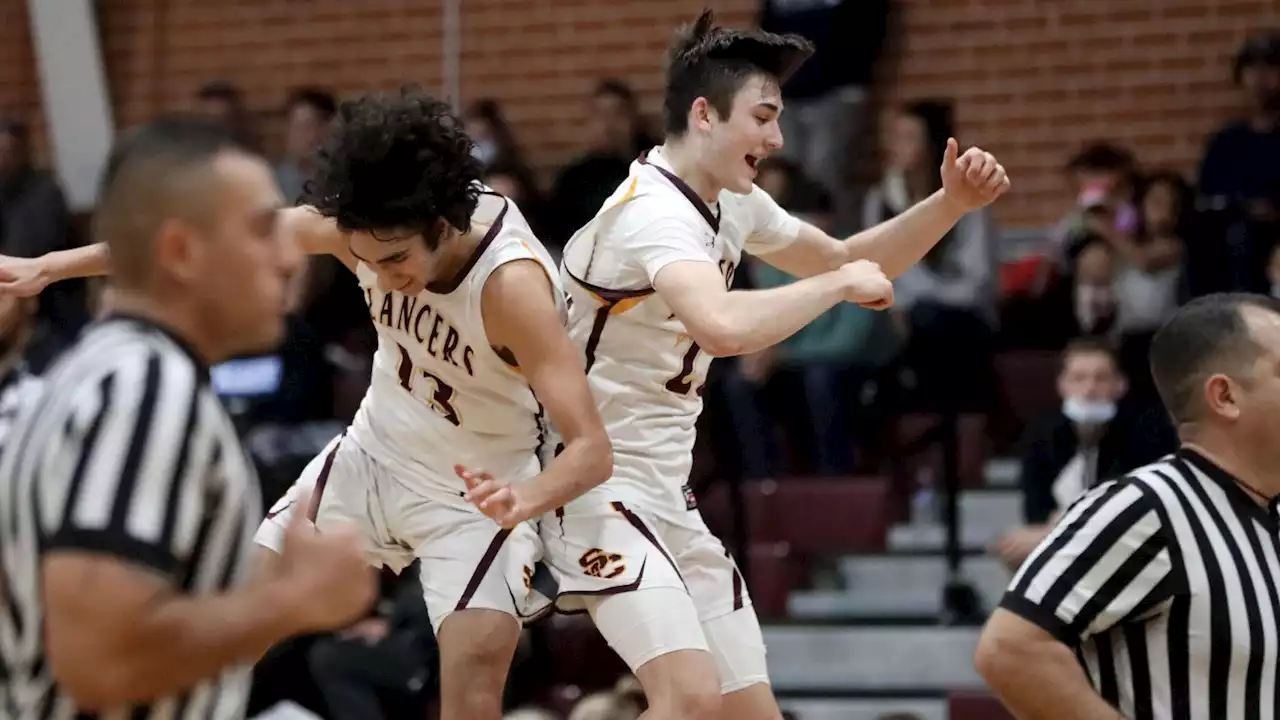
1001;448;1280;720
0;315;263;720
0;362;42;447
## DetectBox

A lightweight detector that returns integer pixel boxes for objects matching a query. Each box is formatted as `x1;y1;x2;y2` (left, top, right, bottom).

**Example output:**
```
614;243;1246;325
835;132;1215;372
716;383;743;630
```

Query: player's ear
690;97;713;132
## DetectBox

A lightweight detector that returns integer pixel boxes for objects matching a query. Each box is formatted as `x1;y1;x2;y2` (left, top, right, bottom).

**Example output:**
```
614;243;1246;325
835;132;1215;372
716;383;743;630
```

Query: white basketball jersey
346;192;564;497
559;148;801;524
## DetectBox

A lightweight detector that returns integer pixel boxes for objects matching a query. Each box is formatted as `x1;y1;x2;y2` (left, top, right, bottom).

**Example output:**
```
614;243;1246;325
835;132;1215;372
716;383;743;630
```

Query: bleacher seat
993;350;1060;436
744;477;890;553
746;541;805;619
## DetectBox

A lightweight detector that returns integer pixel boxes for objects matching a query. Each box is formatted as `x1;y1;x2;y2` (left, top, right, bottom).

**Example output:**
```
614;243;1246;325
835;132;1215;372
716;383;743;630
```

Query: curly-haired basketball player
3;87;613;720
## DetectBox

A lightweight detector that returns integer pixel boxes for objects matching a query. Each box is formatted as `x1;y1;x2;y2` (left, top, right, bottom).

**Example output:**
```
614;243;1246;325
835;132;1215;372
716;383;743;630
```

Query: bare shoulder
482;258;557;309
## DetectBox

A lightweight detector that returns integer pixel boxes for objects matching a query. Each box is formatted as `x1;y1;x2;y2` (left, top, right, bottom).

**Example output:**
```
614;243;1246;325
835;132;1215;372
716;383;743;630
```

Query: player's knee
437;609;519;712
637;650;722;720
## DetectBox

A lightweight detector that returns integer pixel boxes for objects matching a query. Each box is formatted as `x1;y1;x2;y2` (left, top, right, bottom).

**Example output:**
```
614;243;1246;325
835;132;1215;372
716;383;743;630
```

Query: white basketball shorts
542;500;769;692
254;434;547;633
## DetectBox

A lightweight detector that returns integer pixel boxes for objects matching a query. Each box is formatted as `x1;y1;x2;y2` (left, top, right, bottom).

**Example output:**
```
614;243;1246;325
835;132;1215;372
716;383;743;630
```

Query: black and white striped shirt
0;363;42;447
0;315;263;720
1001;448;1280;720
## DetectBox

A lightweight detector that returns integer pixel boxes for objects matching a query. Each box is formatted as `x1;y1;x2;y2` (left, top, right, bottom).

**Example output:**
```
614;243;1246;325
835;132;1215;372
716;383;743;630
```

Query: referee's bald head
1149;292;1280;428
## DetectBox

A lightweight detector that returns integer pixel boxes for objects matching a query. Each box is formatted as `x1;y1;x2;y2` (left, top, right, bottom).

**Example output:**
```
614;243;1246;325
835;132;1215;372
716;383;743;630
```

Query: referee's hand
278;492;378;632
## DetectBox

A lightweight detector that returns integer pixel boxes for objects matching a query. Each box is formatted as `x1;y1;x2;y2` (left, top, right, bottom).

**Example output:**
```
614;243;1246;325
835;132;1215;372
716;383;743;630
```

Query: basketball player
463;12;1010;720
0;87;614;720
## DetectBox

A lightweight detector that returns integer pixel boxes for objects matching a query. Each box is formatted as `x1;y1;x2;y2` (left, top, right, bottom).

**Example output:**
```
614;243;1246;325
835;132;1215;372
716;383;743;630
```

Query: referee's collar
100;312;211;381
1178;447;1279;530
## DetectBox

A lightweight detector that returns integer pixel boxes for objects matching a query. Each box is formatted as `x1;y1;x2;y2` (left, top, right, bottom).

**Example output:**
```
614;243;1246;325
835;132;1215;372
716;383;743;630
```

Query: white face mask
471;139;498;166
1063;396;1117;426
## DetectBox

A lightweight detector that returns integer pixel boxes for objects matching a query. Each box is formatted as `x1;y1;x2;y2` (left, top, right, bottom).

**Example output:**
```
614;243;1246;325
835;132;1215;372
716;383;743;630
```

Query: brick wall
0;0;1275;226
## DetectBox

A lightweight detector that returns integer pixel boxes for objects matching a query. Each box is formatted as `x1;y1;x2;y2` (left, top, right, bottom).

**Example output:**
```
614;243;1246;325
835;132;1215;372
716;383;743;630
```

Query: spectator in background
866;100;998;413
0;119;82;371
544;79;656;249
465;98;530;173
1064;235;1119;340
723;157;899;477
1109;171;1189;335
1198;31;1280;292
988;337;1174;571
1053;142;1139;262
195;79;256;149
760;0;889;226
276;87;337;204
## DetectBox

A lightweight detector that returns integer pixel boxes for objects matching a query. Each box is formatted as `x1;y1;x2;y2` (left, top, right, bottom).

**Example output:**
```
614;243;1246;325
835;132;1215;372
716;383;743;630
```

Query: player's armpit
751;219;848;279
481;259;613;515
282;206;359;273
974;609;1124;720
42;552;304;711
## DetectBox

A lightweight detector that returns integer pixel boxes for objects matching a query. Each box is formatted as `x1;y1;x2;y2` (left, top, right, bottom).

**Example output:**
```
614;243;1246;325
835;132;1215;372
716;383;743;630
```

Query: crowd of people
0;2;1276;718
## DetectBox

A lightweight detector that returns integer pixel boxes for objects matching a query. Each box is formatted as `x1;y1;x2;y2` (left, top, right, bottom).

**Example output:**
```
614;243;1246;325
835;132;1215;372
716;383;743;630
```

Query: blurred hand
0;254;50;298
457;466;534;529
278;491;379;633
988;526;1050;572
940;138;1011;212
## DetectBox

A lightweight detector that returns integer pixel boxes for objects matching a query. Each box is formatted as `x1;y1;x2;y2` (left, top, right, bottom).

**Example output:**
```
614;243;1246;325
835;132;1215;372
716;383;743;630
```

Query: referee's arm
975;479;1180;720
38;352;306;710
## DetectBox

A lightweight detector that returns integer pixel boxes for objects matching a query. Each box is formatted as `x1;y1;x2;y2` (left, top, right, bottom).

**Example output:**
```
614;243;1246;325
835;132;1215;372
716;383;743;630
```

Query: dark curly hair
305;85;483;250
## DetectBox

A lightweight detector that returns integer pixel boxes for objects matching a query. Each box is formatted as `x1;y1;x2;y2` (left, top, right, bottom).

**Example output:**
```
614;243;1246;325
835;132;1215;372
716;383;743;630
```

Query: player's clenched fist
837;260;895;310
277;492;378;633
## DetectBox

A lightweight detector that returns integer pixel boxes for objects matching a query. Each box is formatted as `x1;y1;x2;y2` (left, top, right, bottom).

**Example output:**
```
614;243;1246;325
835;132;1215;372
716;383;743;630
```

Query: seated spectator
721;158;899;476
1053;142;1139;263
307;564;438;720
544;79;656;248
867;100;998;413
0;119;83;370
465;98;530;173
988;337;1175;571
1197;32;1280;292
1109;171;1189;334
1038;232;1118;348
195;79;257;149
276;87;337;204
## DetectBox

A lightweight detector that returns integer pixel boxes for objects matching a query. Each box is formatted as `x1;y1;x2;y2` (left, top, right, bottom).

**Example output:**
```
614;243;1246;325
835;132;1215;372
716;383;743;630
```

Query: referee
976;292;1280;720
0;116;376;719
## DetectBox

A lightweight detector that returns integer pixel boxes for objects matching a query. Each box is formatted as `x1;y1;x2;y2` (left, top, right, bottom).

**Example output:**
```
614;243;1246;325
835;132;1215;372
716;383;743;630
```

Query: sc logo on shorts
579;548;626;579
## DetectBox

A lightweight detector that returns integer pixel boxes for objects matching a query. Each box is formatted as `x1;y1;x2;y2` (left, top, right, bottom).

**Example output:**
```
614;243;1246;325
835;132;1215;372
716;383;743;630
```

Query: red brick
0;0;1270;227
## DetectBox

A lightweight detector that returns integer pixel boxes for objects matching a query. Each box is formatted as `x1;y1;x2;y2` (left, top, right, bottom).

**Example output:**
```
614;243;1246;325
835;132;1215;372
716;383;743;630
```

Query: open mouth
745;155;760;172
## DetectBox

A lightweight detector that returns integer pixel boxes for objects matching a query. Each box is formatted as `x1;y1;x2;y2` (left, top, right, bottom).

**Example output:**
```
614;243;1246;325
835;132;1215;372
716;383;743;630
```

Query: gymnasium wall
0;0;1276;226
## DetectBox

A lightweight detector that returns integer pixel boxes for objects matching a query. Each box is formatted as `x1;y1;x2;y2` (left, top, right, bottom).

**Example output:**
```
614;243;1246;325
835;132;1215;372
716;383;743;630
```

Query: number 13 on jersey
396;344;462;425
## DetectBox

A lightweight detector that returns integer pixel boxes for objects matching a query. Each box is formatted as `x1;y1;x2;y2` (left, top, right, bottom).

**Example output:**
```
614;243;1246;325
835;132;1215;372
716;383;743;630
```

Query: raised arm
0;206;358;297
459;258;612;526
975;479;1181;720
754;139;1010;280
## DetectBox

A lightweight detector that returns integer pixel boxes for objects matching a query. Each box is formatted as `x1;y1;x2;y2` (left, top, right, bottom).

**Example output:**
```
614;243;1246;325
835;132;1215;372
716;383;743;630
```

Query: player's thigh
545;504;705;667
253;435;402;569
670;520;772;695
405;500;543;634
